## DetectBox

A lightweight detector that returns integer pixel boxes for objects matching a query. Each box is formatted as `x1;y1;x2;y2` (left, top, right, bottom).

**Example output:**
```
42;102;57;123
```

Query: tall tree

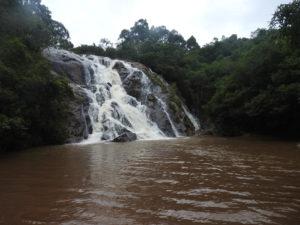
186;35;200;50
271;0;300;47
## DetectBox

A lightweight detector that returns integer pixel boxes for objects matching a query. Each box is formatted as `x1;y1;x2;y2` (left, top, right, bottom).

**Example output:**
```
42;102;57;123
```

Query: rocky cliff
43;48;199;143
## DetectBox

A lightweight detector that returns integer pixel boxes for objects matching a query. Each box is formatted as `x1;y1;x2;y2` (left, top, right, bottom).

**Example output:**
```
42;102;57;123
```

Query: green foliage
146;71;167;92
0;1;73;151
271;0;300;48
0;0;72;49
94;0;299;138
73;44;105;56
206;27;300;137
186;36;200;51
68;1;299;138
168;83;182;114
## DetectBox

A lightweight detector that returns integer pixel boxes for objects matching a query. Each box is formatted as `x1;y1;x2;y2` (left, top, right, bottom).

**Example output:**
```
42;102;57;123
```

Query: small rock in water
101;133;111;140
147;94;156;102
112;130;137;142
96;93;105;105
90;85;97;93
128;98;138;107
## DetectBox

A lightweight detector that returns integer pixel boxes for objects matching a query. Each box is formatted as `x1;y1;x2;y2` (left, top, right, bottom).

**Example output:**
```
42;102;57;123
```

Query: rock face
43;48;86;85
43;48;200;143
66;84;92;143
43;49;92;143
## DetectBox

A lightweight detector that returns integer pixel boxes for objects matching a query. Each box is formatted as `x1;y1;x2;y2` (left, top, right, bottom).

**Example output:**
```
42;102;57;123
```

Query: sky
42;0;292;47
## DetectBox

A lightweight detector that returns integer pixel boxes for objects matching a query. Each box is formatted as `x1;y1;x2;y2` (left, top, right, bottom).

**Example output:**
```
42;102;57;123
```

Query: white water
182;105;200;131
80;56;168;144
46;48;200;143
157;98;181;137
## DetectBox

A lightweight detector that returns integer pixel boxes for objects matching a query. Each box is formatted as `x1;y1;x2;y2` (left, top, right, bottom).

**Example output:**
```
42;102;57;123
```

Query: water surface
0;136;299;225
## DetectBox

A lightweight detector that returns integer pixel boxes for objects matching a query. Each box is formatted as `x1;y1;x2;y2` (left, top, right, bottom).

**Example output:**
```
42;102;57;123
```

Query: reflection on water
0;136;299;225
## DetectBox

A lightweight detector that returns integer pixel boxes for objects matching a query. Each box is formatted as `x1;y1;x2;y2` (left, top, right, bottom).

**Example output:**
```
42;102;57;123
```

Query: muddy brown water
0;136;299;225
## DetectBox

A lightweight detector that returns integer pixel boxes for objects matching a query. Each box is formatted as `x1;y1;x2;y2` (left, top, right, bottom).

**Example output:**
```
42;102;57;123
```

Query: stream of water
0;136;299;225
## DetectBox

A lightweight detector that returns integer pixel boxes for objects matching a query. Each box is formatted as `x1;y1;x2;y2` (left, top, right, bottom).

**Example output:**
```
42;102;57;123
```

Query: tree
71;6;300;139
130;19;149;42
0;0;72;49
0;0;74;151
167;30;186;48
186;35;200;50
271;0;300;47
150;26;169;43
72;44;104;56
99;38;113;50
119;29;131;41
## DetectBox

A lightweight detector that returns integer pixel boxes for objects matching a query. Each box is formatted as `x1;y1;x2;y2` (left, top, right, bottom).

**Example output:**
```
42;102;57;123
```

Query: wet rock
112;130;137;142
61;54;77;62
43;48;87;85
147;94;156;102
113;61;130;80
43;48;95;142
88;65;95;84
128;98;138;107
111;102;132;128
101;133;111;140
89;104;99;122
96;93;105;105
111;101;118;107
87;96;93;104
65;84;92;143
98;85;111;100
85;115;93;134
91;85;97;93
146;102;176;137
123;71;143;100
99;58;110;67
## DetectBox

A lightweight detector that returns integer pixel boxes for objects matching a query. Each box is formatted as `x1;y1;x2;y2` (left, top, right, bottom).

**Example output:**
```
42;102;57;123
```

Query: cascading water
43;48;200;144
80;55;170;143
182;105;200;131
156;98;181;137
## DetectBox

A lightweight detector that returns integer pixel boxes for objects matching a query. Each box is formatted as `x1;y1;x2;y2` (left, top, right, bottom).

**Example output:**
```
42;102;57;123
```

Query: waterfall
182;105;200;131
80;55;168;143
156;98;181;137
43;48;200;144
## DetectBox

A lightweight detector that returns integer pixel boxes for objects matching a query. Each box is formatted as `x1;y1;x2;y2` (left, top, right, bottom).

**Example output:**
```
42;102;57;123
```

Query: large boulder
112;130;137;142
145;94;175;137
65;84;93;143
112;61;130;81
43;48;87;85
123;70;144;100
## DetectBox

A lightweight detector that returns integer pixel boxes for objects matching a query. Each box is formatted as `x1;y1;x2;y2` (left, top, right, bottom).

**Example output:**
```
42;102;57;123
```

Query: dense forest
74;0;300;138
0;0;299;151
0;0;73;150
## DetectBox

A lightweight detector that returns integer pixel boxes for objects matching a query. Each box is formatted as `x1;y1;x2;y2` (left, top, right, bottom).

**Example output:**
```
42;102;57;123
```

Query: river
0;136;299;225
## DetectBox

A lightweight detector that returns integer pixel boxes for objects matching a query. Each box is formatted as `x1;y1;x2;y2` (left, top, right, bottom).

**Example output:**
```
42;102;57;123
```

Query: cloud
42;0;292;46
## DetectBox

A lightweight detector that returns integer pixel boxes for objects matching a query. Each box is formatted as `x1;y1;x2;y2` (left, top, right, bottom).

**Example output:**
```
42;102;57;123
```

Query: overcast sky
42;0;292;47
